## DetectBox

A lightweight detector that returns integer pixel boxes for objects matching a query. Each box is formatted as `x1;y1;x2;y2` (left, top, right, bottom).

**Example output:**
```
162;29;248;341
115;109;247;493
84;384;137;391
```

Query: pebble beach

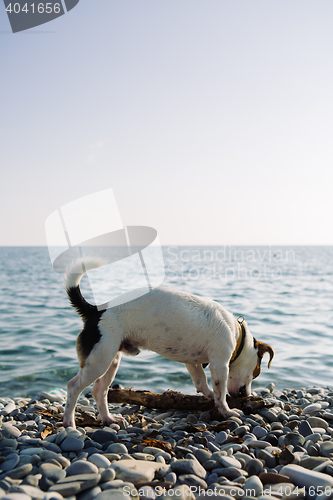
2;385;333;500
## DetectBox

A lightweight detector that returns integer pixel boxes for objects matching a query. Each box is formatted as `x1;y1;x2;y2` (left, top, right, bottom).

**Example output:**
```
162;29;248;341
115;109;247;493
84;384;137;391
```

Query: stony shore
2;385;333;500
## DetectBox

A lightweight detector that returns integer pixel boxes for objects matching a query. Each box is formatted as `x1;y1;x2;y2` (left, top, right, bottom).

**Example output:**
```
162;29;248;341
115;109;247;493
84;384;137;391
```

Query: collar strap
230;316;246;364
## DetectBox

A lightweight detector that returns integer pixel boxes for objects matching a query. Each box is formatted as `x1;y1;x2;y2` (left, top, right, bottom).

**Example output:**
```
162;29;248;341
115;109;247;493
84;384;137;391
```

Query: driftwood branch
107;389;273;416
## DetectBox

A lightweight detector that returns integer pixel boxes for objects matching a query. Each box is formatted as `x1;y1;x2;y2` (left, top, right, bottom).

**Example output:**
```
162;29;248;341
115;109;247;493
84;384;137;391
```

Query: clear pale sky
1;1;333;246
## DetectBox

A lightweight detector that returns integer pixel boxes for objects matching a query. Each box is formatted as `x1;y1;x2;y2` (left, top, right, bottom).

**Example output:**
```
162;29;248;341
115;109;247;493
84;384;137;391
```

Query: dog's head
228;321;274;398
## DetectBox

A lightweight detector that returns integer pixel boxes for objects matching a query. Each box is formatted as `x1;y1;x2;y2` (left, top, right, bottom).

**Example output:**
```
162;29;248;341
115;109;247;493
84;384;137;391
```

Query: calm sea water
1;246;333;398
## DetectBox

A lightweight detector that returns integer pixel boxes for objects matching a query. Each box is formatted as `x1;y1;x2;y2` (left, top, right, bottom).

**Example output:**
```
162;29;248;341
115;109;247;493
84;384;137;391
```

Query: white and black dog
63;269;274;428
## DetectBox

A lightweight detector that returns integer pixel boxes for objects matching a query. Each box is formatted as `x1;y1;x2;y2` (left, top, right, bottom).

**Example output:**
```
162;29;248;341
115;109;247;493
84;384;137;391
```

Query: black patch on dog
67;286;102;322
77;320;102;362
67;286;104;364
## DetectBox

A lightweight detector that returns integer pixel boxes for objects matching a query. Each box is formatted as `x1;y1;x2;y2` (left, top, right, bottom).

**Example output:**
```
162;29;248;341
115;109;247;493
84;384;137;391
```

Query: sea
1;246;333;399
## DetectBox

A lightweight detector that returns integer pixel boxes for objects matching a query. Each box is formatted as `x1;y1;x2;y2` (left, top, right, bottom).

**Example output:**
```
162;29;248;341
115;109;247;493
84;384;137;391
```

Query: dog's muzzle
230;385;247;398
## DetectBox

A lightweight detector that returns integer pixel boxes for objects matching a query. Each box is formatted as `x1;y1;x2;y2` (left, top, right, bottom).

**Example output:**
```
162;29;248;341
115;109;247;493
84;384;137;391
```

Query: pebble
66;460;99;476
281;464;333;488
215;431;228;444
308;417;329;430
303;403;322;414
298;420;313;437
283;432;305;447
244;475;263;496
252;426;268;439
91;430;118;444
320;441;333;457
217;455;242;469
170;459;207;479
88;453;111;468
60;436;84;452
178;473;208;488
1;454;20;472
111;459;163;483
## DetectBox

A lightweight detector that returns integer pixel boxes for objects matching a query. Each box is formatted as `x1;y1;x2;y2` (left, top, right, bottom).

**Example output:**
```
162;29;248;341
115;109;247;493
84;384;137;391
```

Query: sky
1;1;333;246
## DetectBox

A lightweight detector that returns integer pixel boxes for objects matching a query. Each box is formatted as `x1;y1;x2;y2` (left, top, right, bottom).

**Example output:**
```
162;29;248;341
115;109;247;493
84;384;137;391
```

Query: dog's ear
256;340;274;368
253;339;274;379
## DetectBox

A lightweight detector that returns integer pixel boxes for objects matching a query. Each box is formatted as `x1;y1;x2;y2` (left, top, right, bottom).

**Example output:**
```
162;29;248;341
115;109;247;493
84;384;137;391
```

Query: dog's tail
64;258;105;321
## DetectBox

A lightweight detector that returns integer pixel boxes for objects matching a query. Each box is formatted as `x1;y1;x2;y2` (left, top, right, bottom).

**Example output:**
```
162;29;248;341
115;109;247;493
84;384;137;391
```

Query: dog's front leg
209;362;242;419
185;363;214;400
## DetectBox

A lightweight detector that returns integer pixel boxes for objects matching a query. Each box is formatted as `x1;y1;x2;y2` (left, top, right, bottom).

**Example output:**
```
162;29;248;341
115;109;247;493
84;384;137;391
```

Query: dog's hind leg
91;351;123;425
63;341;120;428
185;363;214;400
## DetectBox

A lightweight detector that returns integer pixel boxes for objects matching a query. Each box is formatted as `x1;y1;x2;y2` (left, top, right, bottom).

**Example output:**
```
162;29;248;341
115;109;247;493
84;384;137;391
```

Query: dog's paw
224;408;243;418
102;413;125;425
198;388;214;400
218;406;243;419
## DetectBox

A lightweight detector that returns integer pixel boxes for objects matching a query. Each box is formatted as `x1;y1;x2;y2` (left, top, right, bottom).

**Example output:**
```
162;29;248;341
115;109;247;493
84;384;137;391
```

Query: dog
63;269;274;428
